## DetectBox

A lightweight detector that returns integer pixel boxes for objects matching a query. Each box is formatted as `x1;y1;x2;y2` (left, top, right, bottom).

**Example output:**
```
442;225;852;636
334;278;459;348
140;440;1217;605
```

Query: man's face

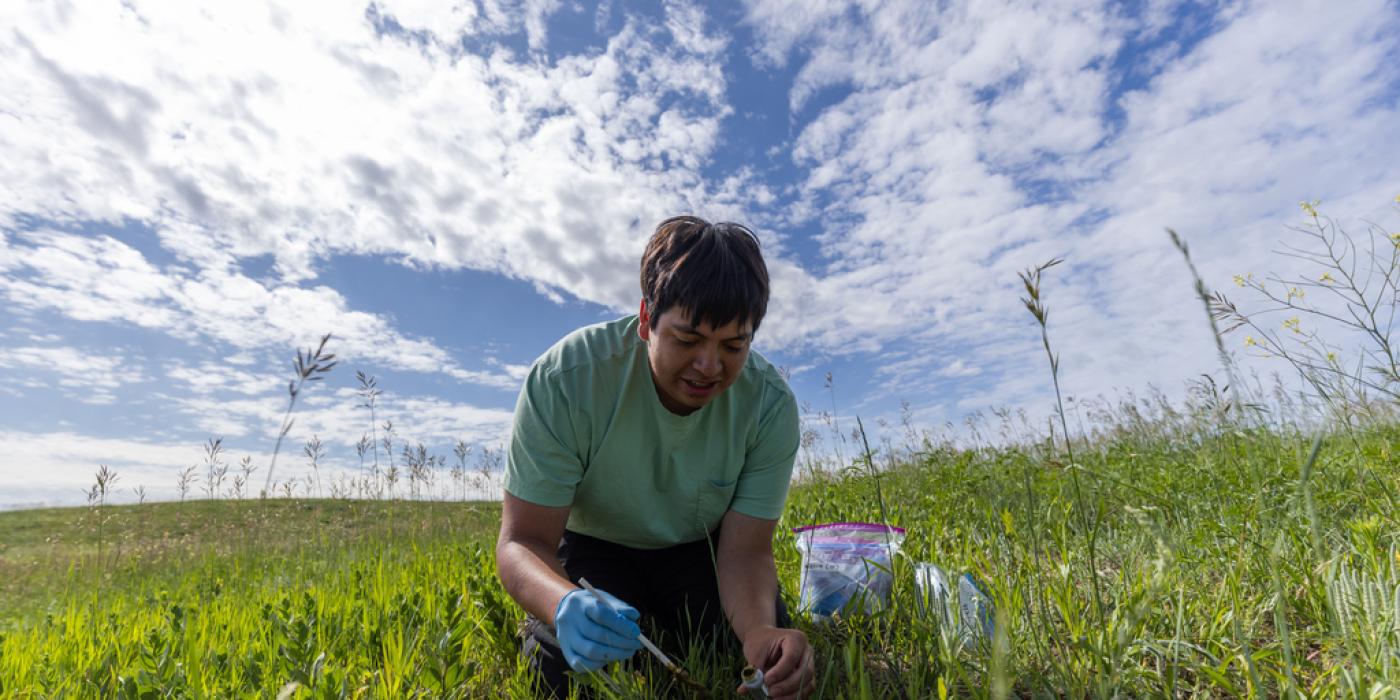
639;301;752;416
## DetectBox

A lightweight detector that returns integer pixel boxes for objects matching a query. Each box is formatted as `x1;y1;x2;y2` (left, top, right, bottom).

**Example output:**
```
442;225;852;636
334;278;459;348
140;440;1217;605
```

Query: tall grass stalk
1168;229;1249;422
1018;258;1106;631
356;371;382;490
262;333;336;496
825;371;848;468
854;415;909;699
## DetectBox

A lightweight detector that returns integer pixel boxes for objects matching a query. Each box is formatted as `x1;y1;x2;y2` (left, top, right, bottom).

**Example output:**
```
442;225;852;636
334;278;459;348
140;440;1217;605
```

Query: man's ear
637;299;650;341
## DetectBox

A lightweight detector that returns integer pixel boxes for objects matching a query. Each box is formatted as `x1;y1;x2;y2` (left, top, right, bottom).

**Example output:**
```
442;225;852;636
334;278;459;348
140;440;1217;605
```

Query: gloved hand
553;586;643;672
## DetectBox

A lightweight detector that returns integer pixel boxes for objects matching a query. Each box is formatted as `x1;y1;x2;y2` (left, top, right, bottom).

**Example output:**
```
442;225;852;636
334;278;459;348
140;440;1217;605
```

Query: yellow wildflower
1233;274;1246;287
1391;232;1400;246
1319;272;1336;284
1287;287;1305;300
1300;200;1319;217
1283;317;1301;334
1327;352;1338;364
1245;336;1258;347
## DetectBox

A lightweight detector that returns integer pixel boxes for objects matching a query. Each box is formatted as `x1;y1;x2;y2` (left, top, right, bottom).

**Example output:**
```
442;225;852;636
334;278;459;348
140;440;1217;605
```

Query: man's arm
495;492;576;625
716;509;815;699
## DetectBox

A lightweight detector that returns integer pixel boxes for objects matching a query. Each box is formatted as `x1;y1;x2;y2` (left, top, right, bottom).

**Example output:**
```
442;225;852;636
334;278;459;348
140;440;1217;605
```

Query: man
496;215;815;699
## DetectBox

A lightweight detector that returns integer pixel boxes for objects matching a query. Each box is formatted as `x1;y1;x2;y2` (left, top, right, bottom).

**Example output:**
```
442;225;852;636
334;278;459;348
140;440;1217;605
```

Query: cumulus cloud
0;0;747;308
741;0;1400;412
0;229;519;390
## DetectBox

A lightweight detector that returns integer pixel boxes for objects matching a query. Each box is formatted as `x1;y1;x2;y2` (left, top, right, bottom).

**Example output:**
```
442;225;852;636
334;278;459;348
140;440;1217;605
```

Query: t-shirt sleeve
503;363;584;507
729;385;799;520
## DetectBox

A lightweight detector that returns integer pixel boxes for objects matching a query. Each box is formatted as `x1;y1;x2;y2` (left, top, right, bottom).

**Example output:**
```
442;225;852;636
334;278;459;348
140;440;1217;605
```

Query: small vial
741;665;769;699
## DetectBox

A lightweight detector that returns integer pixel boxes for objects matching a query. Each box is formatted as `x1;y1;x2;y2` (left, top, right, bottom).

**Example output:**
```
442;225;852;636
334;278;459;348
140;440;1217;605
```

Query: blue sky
1;0;1398;507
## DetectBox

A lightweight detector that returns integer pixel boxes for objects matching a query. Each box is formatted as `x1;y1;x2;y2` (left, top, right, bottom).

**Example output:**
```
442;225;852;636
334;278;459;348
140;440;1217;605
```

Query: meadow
2;207;1398;697
1;393;1397;698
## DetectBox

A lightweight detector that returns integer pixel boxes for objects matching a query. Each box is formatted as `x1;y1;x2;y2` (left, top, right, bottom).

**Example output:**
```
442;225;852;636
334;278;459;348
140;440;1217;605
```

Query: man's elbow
495;528;552;583
495;527;529;586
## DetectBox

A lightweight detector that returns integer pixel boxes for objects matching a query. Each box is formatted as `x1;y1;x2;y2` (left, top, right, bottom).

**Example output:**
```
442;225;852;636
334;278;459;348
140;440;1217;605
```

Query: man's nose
693;346;721;375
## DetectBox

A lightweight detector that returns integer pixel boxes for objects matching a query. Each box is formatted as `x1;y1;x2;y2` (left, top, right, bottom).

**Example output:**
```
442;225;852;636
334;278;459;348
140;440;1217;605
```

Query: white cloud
168;386;513;453
0;344;145;404
486;357;532;382
373;0;480;41
0;0;745;311
1;229;519;390
0;425;510;508
741;0;1400;416
0;430;199;507
938;358;981;378
165;361;270;396
663;0;730;56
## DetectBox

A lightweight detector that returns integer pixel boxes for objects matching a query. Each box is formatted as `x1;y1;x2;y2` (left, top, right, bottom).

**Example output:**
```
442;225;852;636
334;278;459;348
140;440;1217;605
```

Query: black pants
521;529;791;698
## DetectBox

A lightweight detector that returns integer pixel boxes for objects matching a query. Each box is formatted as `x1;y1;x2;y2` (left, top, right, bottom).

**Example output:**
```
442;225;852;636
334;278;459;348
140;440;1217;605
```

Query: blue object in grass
957;573;996;647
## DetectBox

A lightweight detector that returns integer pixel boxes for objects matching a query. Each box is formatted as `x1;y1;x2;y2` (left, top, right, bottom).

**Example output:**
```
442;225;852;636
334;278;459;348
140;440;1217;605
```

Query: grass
1;415;1397;697
0;500;500;621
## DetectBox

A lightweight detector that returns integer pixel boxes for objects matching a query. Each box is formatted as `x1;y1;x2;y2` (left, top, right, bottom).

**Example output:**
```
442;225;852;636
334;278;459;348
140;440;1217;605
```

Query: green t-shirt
503;314;800;549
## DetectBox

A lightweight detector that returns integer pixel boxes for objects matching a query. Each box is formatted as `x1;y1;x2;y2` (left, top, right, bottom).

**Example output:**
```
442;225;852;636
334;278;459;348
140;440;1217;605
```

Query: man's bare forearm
717;548;780;643
496;536;575;625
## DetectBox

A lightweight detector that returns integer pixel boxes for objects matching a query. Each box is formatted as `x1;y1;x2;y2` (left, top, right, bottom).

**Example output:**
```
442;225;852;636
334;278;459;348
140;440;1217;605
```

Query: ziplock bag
793;522;904;619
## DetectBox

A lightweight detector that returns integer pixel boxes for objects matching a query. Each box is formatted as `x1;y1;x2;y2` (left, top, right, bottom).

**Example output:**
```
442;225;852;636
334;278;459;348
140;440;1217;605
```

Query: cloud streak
0;344;143;404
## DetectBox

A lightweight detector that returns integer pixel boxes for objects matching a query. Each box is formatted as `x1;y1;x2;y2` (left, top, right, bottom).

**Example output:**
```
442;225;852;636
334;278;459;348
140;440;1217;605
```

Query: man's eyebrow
670;321;750;342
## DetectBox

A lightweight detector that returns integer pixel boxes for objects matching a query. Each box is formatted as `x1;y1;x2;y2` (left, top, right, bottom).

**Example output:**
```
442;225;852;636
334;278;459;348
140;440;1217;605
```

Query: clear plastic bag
914;561;996;650
914;562;951;622
793;522;904;619
956;572;996;647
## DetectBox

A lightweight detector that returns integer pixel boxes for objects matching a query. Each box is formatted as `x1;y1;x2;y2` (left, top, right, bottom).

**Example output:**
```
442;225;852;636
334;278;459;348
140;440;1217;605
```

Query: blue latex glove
553;587;643;672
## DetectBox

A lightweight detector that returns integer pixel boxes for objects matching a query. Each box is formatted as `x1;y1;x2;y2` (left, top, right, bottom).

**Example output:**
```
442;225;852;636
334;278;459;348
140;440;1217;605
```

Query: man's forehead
662;309;752;337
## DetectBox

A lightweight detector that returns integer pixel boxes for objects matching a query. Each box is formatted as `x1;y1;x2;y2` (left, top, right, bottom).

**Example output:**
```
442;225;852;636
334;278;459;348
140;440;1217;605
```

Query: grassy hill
1;421;1398;698
0;499;502;619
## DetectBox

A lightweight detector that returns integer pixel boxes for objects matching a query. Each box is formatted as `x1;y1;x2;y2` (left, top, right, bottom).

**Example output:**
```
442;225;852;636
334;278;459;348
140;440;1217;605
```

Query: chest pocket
694;477;738;537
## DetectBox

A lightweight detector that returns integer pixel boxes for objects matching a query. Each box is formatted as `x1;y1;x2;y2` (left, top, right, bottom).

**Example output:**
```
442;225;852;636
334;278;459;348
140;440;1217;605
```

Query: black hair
640;215;769;334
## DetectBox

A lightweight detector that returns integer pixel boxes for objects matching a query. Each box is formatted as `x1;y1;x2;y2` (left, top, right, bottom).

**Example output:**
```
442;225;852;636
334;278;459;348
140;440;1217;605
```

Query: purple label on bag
793;521;906;534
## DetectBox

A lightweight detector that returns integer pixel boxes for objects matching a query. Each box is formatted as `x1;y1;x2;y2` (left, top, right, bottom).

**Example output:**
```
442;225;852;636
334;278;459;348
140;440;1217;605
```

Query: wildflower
1287;287;1305;300
1300;200;1320;217
1319;272;1336;284
1245;336;1258;347
1327;352;1338;364
1233;274;1246;287
1391;232;1400;246
1283;317;1301;334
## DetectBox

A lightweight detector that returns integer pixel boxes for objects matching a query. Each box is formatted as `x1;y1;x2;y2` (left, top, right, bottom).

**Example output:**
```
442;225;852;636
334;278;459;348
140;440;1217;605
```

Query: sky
1;0;1398;508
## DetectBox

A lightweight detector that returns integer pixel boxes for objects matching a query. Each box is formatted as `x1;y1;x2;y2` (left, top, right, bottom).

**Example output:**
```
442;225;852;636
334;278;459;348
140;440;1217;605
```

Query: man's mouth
682;378;718;393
